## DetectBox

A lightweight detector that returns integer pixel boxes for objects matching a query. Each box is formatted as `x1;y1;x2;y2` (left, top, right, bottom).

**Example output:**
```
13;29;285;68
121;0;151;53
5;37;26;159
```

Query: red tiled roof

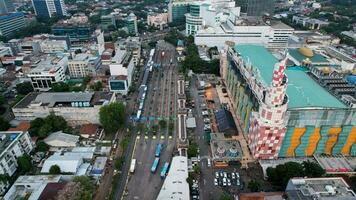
8;121;31;132
80;124;99;136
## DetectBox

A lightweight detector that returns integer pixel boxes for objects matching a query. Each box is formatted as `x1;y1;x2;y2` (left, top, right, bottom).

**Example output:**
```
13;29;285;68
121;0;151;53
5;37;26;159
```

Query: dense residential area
0;0;355;200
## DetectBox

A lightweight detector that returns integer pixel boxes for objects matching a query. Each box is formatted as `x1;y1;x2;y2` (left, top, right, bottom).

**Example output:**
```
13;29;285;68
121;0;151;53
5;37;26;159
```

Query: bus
130;159;136;173
160;162;169;178
155;144;162;157
151;157;160;173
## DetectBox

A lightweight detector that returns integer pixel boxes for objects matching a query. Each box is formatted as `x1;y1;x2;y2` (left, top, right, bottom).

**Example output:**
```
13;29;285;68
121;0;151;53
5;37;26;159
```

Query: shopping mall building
221;44;355;159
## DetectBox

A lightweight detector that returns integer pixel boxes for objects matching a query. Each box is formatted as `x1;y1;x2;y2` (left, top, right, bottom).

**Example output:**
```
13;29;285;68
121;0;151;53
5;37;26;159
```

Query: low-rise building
292;16;329;30
117;37;141;66
68;53;101;78
147;13;169;30
27;54;68;91
44;131;79;148
0;131;34;177
41;154;84;174
12;91;115;125
286;177;356;200
4;175;71;200
40;36;70;53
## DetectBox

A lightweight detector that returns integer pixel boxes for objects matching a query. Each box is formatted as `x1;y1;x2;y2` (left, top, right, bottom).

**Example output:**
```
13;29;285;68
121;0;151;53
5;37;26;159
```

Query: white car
235;172;240;178
214;178;218;186
204;118;210;123
202;111;209;116
236;180;240;186
223;172;227;178
227;179;231;186
215;172;219;178
222;178;227;186
231;173;236;179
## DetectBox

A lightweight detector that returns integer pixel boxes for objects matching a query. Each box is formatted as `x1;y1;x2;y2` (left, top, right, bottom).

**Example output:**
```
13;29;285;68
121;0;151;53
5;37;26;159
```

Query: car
214;178;218;186
202;111;209;116
215;172;219;178
192;195;199;200
227;179;231;186
204;118;210;123
236;180;240;186
223;172;227;178
220;171;224;177
222;178;227;186
191;189;199;195
235;172;240;178
231;173;236;179
204;124;210;129
207;159;211;167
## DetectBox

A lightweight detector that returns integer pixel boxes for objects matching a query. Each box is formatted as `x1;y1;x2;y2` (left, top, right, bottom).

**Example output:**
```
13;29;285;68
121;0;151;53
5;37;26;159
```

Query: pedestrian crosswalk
136;135;174;140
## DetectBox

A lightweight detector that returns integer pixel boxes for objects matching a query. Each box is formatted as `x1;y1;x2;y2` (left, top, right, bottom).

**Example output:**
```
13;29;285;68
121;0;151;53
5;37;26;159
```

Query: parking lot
214;171;241;188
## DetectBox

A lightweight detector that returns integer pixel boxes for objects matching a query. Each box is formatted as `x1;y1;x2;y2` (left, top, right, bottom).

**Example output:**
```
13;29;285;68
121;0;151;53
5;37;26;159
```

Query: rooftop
234;45;346;109
286;177;356;200
14;92;113;108
289;48;329;64
0;131;22;156
156;156;189;200
30;55;67;74
44;131;79;147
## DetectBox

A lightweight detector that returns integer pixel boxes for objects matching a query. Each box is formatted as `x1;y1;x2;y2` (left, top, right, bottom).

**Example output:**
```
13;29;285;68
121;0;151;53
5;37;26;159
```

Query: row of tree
267;161;325;189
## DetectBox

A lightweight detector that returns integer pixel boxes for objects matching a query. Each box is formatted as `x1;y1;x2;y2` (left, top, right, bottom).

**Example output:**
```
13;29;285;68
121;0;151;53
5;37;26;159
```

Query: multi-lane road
122;41;179;200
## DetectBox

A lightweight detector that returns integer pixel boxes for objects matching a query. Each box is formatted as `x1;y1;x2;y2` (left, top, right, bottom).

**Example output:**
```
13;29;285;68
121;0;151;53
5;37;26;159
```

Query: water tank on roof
216;146;226;157
228;147;238;157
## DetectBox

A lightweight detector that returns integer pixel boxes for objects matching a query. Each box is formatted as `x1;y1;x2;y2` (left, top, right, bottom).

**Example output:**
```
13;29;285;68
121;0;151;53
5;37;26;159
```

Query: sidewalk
215;83;254;167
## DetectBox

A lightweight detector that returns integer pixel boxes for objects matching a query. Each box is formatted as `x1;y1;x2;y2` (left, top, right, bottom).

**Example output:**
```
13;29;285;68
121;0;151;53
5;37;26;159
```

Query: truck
130;159;136;173
151;157;160;173
155;143;162;157
160;162;169;178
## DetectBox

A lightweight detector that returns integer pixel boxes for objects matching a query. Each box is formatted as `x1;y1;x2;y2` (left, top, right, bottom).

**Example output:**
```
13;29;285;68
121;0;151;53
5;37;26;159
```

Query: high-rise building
31;0;67;18
168;0;191;24
185;2;202;35
0;0;14;14
246;0;274;16
0;12;25;37
126;13;138;35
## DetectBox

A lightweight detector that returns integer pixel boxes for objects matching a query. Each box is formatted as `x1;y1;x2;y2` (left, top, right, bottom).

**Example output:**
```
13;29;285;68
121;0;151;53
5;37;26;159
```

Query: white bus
130;159;136;173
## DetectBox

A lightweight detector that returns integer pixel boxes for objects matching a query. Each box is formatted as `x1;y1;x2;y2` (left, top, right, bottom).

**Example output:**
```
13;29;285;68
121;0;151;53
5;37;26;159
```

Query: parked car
214;178;218;186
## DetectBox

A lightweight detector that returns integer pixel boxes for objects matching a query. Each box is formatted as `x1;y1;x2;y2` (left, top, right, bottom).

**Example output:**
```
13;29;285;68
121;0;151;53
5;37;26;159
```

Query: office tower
32;0;67;18
126;13;138;35
0;0;14;14
246;0;274;16
0;12;25;37
168;0;191;23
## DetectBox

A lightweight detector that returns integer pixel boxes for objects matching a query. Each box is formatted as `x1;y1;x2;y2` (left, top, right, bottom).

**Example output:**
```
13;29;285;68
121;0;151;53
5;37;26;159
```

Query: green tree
187;141;198;158
51;82;70;92
72;176;95;200
15;82;34;95
29;113;70;138
49;165;61;174
267;162;305;188
0;94;5;105
219;192;233;200
17;154;32;174
91;81;102;91
303;161;325;177
36;141;49;152
248;180;261;192
159;120;167;129
0;117;10;131
99;102;126;134
29;118;45;136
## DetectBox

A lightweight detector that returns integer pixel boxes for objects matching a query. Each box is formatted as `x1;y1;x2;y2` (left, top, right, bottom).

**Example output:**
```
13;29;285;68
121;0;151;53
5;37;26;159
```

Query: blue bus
160;162;169;178
151;157;160;173
155;144;162;157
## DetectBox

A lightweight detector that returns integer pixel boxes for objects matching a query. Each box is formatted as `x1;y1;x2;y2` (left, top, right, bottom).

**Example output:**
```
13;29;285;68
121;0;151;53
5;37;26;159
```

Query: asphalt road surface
123;41;179;200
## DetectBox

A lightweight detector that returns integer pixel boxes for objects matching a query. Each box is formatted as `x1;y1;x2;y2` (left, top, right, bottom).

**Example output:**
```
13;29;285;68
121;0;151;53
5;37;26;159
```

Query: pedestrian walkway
216;82;254;167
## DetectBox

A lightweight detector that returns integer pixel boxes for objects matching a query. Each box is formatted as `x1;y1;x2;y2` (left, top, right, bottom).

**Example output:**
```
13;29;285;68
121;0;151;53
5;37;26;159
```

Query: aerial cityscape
0;0;355;199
